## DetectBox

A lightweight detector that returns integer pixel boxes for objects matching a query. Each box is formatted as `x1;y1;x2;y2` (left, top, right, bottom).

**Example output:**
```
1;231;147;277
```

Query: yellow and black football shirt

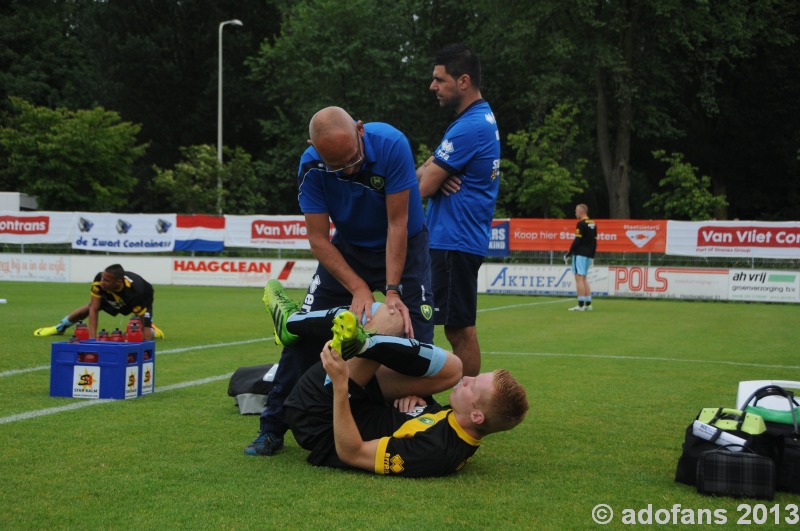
285;363;481;478
90;271;154;318
568;217;598;258
374;406;480;477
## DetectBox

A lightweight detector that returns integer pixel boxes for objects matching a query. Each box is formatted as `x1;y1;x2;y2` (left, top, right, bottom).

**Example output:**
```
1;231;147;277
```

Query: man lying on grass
261;280;528;477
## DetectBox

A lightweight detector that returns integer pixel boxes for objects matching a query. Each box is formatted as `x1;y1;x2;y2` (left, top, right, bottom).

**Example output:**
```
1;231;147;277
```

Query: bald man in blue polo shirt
246;106;434;457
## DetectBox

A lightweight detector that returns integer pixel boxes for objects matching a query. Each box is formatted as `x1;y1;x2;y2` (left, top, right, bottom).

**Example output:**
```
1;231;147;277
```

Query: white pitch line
0;301;560;379
152;337;272;355
0;373;234;425
483;350;800;371
0;365;48;378
0;337;273;378
478;298;571;312
157;373;233;392
0;399;117;425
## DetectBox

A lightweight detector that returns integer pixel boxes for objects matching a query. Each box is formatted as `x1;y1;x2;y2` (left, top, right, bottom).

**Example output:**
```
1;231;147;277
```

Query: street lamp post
217;19;243;216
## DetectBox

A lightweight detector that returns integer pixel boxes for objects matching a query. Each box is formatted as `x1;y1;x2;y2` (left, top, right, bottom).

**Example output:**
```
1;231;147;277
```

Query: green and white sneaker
330;311;370;360
263;279;301;346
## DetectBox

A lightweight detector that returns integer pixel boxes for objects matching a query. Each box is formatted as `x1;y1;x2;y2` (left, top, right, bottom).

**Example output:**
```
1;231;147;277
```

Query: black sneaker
244;431;284;456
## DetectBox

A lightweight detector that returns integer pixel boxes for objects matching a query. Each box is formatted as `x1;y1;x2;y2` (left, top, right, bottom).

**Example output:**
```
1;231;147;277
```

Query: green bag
697;407;766;434
745;405;797;425
739;385;800;493
741;386;800;427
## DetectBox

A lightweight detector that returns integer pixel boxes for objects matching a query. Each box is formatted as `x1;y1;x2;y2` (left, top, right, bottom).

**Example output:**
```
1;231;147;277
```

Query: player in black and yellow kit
33;264;164;340
564;204;598;311
256;281;528;477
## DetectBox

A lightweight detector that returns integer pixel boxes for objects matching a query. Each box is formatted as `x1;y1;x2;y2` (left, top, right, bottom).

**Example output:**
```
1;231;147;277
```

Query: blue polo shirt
426;100;500;256
297;122;425;252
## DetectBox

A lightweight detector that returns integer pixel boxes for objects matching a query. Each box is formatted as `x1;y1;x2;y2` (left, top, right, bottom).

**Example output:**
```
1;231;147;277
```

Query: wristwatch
385;284;403;296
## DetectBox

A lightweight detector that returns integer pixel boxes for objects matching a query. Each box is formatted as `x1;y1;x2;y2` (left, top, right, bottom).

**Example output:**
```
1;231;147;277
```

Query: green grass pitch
1;281;799;529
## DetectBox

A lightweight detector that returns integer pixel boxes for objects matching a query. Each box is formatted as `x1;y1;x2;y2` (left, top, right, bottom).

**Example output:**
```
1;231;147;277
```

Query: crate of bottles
49;339;156;399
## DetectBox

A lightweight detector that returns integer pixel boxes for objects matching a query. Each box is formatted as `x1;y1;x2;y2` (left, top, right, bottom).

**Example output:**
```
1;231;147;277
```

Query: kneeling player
33;264;164;340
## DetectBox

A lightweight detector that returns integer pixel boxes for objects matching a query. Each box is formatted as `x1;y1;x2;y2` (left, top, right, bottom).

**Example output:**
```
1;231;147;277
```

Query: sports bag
675;408;768;486
696;445;775;500
741;385;800;493
227;364;277;415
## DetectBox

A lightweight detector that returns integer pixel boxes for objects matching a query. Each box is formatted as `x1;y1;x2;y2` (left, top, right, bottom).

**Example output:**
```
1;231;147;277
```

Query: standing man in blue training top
565;204;597;311
416;43;501;377
245;106;434;456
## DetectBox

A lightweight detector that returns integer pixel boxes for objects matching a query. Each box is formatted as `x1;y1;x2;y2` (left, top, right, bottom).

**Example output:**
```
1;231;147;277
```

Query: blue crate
50;340;156;399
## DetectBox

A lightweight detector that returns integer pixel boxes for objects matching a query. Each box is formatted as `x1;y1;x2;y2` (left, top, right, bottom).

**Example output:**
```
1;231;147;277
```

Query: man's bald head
309;106;354;143
308;106;363;174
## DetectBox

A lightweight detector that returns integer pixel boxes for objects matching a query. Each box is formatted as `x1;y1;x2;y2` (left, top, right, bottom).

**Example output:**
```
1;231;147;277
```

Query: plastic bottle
74;321;90;341
111;328;124;342
98;329;110;342
69;335;81;343
127;323;143;343
127;315;142;335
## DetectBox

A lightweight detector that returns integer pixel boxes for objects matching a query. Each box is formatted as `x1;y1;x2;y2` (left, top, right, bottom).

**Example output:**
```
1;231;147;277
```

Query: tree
673;23;800;221
248;0;454;213
473;0;798;219
0;97;147;211
644;150;727;221
151;144;265;215
75;0;284;212
500;104;587;218
0;0;96;112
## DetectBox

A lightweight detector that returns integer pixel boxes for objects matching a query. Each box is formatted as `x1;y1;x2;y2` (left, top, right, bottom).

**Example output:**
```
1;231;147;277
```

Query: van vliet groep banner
224;215;335;249
667;220;800;259
72;213;176;252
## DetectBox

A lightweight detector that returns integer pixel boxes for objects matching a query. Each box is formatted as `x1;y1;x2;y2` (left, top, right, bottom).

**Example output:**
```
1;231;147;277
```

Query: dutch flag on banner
174;215;225;251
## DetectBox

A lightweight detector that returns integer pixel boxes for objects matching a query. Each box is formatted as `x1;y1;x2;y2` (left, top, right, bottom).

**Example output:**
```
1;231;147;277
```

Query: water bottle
74;321;90;341
111;328;124;342
127;315;142;335
98;329;110;342
69;335;81;344
127;323;143;343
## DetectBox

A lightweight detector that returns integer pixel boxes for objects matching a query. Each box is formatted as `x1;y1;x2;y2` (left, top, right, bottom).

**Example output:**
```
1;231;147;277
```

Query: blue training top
297;122;425;251
426;100;501;256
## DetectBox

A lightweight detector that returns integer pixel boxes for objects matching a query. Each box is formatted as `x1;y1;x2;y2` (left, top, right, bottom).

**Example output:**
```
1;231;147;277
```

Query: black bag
227;364;277;415
740;385;800;493
696;445;776;500
675;408;768;486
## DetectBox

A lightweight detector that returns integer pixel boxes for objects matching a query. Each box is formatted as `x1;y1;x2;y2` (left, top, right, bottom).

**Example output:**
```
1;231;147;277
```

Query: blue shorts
430;249;484;327
571;255;592;276
303;227;434;343
260;227;434;435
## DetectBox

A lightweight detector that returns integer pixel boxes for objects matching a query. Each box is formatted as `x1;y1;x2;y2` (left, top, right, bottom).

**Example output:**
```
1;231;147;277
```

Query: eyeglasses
321;136;363;173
